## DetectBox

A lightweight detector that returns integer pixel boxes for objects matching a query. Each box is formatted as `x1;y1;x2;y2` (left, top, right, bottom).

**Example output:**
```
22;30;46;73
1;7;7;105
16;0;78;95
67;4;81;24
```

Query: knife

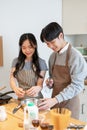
12;103;22;114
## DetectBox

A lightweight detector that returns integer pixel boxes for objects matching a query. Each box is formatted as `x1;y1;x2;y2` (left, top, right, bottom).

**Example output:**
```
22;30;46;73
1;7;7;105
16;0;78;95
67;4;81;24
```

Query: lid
48;125;54;130
28;102;34;106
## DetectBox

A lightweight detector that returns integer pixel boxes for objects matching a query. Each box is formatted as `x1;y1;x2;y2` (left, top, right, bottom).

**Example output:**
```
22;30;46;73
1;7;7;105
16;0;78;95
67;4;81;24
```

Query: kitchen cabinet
62;0;87;35
0;36;3;66
79;86;87;122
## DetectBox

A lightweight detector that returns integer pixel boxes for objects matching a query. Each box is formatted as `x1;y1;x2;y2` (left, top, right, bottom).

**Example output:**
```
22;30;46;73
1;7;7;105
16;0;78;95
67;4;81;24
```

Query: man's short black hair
40;22;63;42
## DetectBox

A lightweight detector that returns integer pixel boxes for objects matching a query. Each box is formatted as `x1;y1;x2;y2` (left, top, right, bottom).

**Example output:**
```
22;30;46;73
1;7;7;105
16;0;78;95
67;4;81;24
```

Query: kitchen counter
0;99;87;130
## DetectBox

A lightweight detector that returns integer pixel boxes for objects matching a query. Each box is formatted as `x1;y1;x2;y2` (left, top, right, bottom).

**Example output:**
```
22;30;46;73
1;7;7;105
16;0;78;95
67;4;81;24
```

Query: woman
38;22;87;119
10;33;48;99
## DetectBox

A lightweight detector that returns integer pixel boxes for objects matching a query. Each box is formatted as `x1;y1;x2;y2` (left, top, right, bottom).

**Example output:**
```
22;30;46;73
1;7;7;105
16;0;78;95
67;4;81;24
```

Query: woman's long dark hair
13;33;42;78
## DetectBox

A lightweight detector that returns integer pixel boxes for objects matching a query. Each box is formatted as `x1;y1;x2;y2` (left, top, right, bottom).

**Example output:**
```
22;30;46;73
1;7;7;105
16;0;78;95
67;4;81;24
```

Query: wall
74;35;87;47
64;35;75;46
0;0;62;93
62;0;87;34
0;36;3;66
62;0;87;48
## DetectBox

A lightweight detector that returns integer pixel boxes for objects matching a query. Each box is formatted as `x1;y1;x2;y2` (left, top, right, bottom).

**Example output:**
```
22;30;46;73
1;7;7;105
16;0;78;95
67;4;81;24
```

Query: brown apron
52;45;80;119
16;69;43;99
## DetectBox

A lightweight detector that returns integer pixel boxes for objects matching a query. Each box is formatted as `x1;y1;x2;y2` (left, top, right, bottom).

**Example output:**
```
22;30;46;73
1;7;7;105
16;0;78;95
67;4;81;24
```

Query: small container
0;106;7;121
48;125;54;130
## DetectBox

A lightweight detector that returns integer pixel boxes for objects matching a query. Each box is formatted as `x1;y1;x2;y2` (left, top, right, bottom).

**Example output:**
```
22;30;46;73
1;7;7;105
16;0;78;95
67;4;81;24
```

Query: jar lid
48;125;54;130
28;102;34;106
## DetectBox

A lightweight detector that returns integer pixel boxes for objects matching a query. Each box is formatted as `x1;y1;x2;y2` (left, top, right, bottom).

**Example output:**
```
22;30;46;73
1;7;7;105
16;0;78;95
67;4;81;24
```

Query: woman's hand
14;87;25;98
38;98;58;110
25;86;42;97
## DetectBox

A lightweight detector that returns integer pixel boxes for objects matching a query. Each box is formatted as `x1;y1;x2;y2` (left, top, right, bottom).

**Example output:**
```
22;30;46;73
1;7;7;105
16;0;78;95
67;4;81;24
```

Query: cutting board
4;99;24;121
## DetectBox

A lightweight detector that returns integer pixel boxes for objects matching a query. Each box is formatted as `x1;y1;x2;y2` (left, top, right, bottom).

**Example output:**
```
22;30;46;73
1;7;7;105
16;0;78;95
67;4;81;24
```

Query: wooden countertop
0;99;87;130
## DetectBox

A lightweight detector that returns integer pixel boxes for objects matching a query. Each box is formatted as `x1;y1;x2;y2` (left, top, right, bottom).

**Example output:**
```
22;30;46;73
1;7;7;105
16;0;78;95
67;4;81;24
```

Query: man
38;22;87;119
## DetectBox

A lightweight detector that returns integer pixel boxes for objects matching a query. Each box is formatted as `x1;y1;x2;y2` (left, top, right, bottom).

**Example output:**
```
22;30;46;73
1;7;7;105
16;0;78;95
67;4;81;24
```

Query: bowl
76;47;84;55
76;47;87;55
19;98;44;107
84;48;87;55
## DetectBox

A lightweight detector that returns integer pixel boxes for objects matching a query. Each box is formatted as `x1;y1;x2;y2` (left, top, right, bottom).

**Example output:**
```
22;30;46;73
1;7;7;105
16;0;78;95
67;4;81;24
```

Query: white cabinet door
62;0;87;35
79;86;87;122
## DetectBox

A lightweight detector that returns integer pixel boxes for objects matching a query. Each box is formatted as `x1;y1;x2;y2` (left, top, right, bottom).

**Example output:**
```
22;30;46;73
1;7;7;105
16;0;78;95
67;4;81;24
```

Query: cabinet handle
81;104;84;114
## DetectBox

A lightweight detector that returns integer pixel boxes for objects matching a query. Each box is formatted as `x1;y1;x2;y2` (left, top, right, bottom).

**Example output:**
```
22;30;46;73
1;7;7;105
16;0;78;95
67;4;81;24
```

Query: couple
10;22;87;119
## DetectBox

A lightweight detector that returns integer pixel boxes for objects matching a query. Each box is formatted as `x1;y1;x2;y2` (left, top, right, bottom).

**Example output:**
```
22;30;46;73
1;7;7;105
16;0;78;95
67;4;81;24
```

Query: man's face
44;33;64;52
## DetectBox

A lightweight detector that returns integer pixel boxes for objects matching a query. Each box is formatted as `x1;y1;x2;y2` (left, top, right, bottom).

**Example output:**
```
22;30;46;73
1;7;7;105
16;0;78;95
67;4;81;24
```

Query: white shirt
59;42;69;54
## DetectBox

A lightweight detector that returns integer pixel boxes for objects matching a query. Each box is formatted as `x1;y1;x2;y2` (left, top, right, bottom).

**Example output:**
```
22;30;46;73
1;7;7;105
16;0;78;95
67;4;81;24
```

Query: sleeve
11;58;18;68
55;50;87;103
39;58;48;71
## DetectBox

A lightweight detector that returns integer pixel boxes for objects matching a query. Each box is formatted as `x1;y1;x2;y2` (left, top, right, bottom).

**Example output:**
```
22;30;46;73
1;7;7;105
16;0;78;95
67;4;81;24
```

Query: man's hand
38;98;58;110
45;78;54;89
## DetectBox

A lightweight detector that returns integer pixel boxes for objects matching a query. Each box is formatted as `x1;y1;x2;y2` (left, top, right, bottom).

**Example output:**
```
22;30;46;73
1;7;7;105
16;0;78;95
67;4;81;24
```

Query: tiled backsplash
65;34;87;47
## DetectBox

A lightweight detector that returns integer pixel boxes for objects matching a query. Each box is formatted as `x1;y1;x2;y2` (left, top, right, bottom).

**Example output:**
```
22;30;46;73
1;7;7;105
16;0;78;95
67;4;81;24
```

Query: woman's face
22;39;35;60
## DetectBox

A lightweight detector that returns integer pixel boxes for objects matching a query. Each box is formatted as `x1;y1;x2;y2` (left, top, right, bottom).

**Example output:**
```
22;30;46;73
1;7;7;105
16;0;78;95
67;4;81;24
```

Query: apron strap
52;52;57;72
